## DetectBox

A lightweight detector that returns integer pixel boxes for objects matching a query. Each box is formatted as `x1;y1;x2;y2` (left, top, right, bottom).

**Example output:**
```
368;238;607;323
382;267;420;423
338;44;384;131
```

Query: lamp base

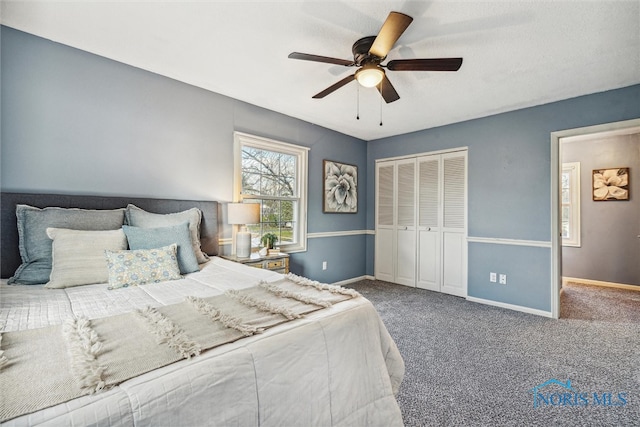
236;227;251;258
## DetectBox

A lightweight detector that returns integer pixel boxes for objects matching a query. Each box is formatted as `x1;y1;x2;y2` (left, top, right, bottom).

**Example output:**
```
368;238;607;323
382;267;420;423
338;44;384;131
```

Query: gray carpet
561;282;640;323
347;280;640;427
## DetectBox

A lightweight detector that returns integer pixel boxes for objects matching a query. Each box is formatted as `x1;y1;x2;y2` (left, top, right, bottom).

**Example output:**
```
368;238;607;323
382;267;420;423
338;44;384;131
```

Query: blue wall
3;25;639;310
0;26;368;284
367;84;640;311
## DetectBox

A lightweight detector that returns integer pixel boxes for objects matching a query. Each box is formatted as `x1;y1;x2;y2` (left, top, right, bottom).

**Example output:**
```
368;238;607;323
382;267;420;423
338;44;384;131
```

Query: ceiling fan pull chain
356;84;360;120
379;84;383;126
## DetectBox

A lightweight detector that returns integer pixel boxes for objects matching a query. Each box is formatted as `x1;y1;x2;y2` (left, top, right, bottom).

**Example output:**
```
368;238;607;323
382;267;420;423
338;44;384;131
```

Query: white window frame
233;131;308;253
561;162;581;247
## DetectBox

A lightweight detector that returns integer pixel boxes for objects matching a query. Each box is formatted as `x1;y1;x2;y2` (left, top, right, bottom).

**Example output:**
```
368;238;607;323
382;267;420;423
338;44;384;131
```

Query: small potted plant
260;233;279;254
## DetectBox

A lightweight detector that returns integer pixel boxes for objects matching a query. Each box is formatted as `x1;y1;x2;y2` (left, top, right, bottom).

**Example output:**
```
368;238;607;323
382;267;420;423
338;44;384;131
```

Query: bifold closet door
375;159;417;287
416;151;467;296
440;152;467;297
375;163;395;283
395;159;416;287
417;156;441;291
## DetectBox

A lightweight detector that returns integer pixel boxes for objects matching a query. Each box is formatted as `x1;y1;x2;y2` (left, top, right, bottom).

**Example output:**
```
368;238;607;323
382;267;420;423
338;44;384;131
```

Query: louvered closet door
375;162;395;282
441;151;467;297
395;159;417;287
417;155;441;291
376;151;466;292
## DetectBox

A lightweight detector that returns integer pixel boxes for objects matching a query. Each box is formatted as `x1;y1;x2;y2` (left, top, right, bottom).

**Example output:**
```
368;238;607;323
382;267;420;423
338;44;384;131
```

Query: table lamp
228;203;260;258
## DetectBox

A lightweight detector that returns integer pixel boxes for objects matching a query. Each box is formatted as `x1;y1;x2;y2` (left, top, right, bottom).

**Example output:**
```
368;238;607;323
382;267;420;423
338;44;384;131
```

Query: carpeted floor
347;280;640;427
561;282;640;323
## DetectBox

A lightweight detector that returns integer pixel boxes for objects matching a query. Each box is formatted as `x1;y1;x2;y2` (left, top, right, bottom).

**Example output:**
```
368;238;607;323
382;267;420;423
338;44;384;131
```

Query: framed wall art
323;160;357;213
592;167;629;201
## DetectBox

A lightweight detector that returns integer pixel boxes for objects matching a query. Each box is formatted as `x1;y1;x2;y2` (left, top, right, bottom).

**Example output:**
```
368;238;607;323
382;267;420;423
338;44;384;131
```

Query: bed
0;192;404;426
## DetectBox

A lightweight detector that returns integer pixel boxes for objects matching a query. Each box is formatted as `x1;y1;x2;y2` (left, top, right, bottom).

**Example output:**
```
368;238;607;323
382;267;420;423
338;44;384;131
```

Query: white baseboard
332;275;375;286
466;296;553;318
563;277;640;292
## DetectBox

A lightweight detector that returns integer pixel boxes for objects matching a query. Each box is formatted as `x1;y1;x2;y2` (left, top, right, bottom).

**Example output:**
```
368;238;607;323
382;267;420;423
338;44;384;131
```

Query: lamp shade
227;203;260;225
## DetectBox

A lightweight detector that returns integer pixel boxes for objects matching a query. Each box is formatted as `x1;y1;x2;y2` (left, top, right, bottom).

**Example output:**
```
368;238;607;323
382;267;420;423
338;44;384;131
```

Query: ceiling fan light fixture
356;65;384;88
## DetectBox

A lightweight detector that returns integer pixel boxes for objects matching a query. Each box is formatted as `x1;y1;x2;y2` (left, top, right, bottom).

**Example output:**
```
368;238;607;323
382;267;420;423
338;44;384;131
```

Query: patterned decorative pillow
105;244;182;289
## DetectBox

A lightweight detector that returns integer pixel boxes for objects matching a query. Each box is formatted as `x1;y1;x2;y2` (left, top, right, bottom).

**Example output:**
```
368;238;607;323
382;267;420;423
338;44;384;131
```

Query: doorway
550;118;640;318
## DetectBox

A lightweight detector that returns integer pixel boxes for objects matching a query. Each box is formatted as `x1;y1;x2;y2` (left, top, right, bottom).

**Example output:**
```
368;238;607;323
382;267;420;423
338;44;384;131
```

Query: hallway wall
561;130;640;285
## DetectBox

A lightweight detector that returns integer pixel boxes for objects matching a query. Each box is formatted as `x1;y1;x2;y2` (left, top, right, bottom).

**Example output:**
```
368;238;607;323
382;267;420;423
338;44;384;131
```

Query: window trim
561;162;581;247
233;131;309;253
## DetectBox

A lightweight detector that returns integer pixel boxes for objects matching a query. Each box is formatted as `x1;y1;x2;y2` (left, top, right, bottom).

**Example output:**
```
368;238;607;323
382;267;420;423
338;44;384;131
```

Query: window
234;132;308;252
561;162;581;247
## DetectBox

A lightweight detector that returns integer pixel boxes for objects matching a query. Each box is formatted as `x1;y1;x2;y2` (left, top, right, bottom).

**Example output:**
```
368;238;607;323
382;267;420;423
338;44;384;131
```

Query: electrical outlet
322;261;327;271
490;272;497;282
499;274;507;285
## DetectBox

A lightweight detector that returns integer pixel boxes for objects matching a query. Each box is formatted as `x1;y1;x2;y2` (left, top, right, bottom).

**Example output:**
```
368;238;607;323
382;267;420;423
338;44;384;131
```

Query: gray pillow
122;223;199;274
125;204;208;264
9;205;126;285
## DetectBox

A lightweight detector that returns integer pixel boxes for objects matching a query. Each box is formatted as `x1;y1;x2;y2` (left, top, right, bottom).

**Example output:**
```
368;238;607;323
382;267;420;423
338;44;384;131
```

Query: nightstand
220;253;290;274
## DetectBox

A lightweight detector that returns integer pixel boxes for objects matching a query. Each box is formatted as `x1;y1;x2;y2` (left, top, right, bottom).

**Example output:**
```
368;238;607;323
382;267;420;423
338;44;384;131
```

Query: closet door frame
375;147;468;295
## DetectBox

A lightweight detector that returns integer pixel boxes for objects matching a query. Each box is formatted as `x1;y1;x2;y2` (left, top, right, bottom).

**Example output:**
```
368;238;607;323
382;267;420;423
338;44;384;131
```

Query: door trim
375;147;468;164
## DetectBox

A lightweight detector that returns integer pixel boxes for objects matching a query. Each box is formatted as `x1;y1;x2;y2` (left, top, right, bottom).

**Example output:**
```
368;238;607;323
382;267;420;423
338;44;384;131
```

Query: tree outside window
234;132;308;252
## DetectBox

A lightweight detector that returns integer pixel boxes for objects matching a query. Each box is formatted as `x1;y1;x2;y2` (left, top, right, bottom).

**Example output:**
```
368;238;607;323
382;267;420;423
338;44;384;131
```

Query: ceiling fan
288;11;463;103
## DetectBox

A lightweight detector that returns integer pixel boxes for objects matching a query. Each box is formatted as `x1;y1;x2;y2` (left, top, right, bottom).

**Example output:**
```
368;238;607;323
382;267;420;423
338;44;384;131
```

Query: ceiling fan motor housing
352;36;382;66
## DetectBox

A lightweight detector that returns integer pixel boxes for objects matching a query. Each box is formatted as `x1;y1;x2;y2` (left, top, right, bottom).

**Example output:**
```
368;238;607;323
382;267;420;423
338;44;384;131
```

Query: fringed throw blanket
0;275;359;422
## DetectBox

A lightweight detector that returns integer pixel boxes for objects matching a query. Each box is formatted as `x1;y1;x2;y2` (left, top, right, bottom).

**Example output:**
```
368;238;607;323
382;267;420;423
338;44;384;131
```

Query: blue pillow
122;223;199;274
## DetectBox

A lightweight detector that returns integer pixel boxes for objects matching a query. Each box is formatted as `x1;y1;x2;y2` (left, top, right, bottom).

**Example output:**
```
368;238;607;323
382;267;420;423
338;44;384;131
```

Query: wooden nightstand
220;253;290;274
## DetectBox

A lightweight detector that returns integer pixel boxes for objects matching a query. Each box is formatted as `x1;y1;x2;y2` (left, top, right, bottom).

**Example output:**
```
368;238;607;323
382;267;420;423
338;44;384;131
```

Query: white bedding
0;257;404;426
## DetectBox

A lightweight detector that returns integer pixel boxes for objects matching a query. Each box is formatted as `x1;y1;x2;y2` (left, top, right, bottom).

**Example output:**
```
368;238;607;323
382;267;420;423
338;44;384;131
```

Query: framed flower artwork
323;160;357;213
592;167;629;201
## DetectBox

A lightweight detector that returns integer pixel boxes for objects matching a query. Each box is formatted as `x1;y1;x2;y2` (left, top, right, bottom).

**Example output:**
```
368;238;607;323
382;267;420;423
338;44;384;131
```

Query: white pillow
45;228;127;289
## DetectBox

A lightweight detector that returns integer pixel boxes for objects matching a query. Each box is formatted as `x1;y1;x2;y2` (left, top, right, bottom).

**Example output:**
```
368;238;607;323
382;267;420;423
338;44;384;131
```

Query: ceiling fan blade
369;12;413;58
387;58;463;71
288;52;354;66
312;74;356;98
377;75;400;103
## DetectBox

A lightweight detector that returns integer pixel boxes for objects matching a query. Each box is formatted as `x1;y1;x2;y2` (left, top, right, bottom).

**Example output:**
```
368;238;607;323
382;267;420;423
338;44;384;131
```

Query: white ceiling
2;1;639;141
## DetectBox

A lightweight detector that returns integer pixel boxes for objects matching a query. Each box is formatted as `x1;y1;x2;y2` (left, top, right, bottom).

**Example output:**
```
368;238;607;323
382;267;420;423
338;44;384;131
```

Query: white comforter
0;257;404;426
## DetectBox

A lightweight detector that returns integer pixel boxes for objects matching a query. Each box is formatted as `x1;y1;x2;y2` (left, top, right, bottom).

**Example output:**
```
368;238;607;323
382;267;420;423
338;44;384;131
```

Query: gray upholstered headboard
1;192;220;279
